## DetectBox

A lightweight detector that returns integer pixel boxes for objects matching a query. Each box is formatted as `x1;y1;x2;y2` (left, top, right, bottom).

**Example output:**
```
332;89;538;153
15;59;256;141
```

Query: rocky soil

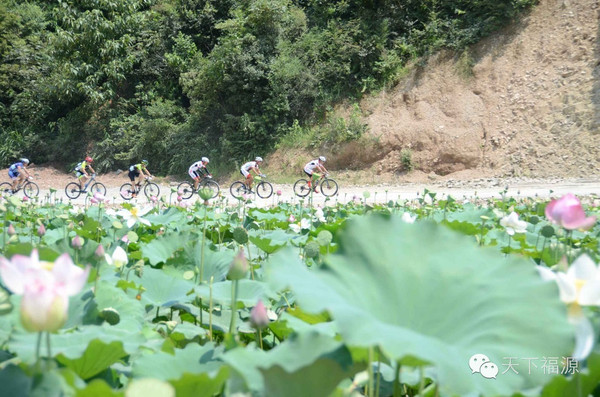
270;0;600;185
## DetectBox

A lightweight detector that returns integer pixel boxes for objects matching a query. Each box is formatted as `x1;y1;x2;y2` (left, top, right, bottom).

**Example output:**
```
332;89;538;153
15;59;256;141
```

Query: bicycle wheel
320;178;339;197
200;179;220;199
293;179;311;197
256;181;273;199
90;182;107;196
65;182;81;199
144;182;160;199
23;181;39;198
177;182;194;200
230;181;248;199
120;183;135;200
0;182;13;195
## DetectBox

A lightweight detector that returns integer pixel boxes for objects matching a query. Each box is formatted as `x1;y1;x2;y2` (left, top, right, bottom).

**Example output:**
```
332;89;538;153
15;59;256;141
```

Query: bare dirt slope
270;0;600;184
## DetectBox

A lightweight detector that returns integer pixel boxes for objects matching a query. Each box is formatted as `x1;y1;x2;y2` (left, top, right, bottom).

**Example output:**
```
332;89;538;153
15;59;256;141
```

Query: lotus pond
0;190;599;397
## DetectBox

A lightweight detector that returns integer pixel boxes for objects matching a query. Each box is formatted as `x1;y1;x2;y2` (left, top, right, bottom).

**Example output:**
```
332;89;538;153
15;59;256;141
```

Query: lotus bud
7;224;16;236
177;195;183;202
37;223;46;237
94;244;105;258
72;235;83;249
276;190;282;196
227;248;248;280
250;300;270;329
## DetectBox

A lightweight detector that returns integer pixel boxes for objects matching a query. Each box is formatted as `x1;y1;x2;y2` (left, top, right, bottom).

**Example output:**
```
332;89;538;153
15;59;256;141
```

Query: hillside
269;0;600;184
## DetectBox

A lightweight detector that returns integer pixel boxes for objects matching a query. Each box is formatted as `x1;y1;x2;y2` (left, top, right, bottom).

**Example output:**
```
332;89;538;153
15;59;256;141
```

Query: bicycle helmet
20;158;29;165
85;156;93;163
319;156;326;162
255;156;263;162
201;157;209;163
141;159;149;165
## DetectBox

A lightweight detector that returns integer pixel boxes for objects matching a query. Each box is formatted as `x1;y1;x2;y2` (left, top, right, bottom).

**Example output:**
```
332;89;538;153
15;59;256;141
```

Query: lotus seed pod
316;230;333;246
100;307;120;325
198;187;214;201
304;241;320;258
233;226;249;245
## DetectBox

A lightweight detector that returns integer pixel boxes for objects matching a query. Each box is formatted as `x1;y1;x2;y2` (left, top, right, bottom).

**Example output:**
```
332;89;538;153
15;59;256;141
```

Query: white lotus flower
314;208;326;222
499;212;527;235
104;246;129;269
401;212;417;224
537;254;600;359
117;206;151;228
289;218;311;233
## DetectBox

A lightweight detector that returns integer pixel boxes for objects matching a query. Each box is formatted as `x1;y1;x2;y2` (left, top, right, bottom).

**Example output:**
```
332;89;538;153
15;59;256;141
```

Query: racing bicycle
0;177;39;199
120;177;160;200
230;175;273;199
293;174;339;197
65;174;107;199
177;176;220;200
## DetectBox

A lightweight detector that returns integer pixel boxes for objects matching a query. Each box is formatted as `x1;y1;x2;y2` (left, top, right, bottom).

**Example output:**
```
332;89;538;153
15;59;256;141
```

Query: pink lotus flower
250;300;270;329
93;191;105;202
276;190;282;196
177;195;183;202
150;195;158;203
0;250;90;332
22;196;29;202
545;194;597;230
288;215;296;223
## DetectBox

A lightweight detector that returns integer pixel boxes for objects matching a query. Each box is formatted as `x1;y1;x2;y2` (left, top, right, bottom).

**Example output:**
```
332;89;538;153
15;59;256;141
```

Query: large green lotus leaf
265;216;574;396
196;279;272;307
0;364;31;397
180;244;234;283
222;331;361;396
169;367;229;397
76;379;123;397
249;229;290;254
131;343;223;381
56;339;127;380
94;281;145;330
145;207;186;226
141;232;191;266
8;325;146;363
135;268;195;308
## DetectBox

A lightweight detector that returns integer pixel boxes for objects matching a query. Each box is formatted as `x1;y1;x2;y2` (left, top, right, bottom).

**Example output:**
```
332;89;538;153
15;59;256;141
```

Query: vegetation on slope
0;0;536;174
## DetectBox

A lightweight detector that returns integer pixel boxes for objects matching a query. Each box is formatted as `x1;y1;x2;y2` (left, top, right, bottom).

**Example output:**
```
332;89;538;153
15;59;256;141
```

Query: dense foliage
0;0;536;174
0;189;599;395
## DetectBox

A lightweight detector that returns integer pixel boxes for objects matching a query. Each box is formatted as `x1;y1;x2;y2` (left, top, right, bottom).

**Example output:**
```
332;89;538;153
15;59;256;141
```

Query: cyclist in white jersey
188;157;212;190
303;156;328;193
240;157;264;191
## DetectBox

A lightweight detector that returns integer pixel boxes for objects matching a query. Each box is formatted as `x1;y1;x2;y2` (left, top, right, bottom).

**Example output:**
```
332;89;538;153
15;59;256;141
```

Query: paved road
25;177;600;208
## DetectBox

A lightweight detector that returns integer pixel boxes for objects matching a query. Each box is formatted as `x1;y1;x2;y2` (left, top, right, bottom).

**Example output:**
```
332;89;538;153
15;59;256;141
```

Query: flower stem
229;279;239;335
209;276;214;341
35;332;42;373
199;205;208;284
45;332;52;371
258;328;263;350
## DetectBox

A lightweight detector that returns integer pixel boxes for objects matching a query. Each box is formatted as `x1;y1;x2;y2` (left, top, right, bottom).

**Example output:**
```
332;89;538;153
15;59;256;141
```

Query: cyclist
8;158;32;192
240;157;264;191
128;160;153;197
189;157;212;190
75;156;96;191
303;156;328;193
